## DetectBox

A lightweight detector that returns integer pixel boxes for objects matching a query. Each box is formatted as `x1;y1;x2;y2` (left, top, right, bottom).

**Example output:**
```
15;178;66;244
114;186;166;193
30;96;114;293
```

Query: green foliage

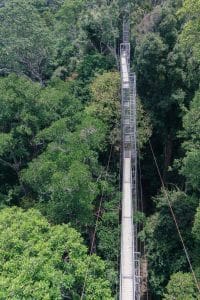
0;133;13;156
88;72;120;145
76;53;114;82
134;2;188;194
180;91;200;191
137;97;152;149
55;0;86;68
0;207;113;299
164;272;200;300
1;0;200;297
182;91;200;149
0;74;43;195
134;6;185;136
20;112;107;228
0;74;81;201
88;71;151;147
55;0;121;69
0;0;55;83
178;0;200;62
97;188;120;259
191;204;200;286
193;205;200;243
140;190;198;296
137;6;200;292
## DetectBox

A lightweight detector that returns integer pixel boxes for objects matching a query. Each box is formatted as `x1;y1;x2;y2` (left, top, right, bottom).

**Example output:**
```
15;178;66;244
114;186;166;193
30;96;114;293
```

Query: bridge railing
120;20;141;300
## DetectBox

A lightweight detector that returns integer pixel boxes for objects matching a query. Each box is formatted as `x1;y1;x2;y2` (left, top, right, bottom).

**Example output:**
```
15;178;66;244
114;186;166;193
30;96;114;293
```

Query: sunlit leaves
88;71;151;148
0;207;113;299
164;272;199;300
178;0;200;62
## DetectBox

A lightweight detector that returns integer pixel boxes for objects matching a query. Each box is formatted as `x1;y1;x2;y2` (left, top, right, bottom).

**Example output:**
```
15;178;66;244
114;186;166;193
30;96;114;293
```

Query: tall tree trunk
163;133;173;183
89;227;96;254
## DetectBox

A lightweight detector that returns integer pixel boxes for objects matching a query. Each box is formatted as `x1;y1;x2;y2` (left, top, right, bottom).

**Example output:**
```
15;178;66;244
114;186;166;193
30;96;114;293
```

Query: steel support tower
120;19;140;300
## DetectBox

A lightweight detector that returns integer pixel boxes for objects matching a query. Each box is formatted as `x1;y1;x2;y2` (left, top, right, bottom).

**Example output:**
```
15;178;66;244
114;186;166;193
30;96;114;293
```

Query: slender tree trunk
163;133;173;182
89;227;96;254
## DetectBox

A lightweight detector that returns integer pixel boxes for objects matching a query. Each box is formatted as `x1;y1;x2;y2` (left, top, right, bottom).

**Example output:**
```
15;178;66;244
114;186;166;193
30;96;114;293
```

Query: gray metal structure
120;19;140;300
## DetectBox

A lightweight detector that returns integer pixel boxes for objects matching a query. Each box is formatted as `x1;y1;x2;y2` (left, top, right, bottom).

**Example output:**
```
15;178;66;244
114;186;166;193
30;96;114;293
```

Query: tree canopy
0;207;113;299
0;0;200;298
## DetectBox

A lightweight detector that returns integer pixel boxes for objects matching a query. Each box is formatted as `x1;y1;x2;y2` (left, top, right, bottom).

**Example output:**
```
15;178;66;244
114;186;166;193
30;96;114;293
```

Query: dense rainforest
0;0;200;299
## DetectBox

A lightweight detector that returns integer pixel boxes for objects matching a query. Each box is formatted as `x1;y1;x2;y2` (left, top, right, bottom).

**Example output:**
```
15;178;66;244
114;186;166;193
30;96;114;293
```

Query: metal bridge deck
120;20;140;300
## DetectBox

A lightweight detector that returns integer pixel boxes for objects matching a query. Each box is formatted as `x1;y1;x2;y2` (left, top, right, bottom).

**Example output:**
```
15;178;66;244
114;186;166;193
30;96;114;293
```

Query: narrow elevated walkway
120;20;140;300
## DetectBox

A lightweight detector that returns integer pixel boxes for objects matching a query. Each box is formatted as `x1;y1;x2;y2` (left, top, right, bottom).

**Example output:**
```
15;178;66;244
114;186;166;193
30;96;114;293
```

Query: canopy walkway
120;19;140;300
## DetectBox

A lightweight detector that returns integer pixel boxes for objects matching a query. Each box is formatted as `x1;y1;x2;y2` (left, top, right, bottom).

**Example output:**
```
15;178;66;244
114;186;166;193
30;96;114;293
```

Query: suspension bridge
80;7;199;300
119;13;200;300
120;19;141;300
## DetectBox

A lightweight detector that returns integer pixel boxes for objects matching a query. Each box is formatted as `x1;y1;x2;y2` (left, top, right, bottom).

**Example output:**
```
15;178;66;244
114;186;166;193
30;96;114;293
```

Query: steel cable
149;140;200;294
80;145;113;299
138;145;149;300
